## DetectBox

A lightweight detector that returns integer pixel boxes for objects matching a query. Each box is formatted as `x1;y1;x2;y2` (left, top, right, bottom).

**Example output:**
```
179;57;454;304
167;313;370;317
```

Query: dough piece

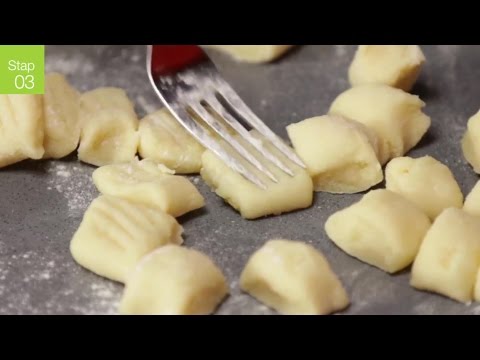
70;195;183;283
475;269;480;302
119;245;228;315
385;156;463;220
138;108;204;174
0;94;44;168
43;73;81;159
78;87;139;166
286;115;383;193
463;180;480;217
410;208;480;303
92;158;204;217
329;84;431;165
240;239;349;315
348;45;426;91
205;45;293;63
325;189;431;273
201;130;313;219
462;110;480;174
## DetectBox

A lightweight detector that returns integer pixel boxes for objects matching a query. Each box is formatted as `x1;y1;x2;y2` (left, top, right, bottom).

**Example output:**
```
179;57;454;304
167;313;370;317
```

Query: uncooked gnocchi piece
92;158;204;217
138;108;204;174
348;45;426;92
78;87;139;166
43;73;81;159
329;84;431;165
70;195;183;283
0;94;44;168
475;270;480;302
462;110;480;174
385;156;463;220
410;208;480;303
119;245;228;315
287;115;383;194
325;189;431;273
240;239;349;315
205;45;293;63
201;130;313;219
463;180;480;217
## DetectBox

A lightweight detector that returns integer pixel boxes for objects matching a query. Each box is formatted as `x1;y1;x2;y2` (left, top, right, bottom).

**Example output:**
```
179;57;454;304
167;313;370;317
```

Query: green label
0;45;45;94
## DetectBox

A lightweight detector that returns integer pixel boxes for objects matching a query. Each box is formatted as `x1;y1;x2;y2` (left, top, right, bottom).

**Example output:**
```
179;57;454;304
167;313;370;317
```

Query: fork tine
188;102;279;183
203;94;296;177
215;83;306;169
167;104;268;190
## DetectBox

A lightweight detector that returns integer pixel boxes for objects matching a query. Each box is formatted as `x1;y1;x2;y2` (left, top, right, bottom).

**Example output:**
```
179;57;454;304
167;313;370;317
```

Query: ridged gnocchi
70;196;183;283
0;94;44;168
92;158;204;217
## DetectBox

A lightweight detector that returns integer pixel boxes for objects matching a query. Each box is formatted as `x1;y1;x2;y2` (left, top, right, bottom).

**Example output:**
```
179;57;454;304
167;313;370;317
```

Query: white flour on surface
0;247;121;314
136;95;158;115
46;162;97;217
45;53;95;77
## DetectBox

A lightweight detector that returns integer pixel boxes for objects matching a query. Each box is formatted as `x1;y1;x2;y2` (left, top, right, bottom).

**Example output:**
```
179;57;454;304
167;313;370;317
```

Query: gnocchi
325;189;431;273
201;130;313;219
287;115;383;193
0;94;44;168
385;156;463;220
92;158;204;217
43;73;81;159
329;84;431;164
410;208;480;303
462;110;480;174
78;87;139;166
463;180;480;217
70;195;183;283
138;108;204;174
348;45;425;91
240;239;349;315
119;245;228;315
475;269;480;302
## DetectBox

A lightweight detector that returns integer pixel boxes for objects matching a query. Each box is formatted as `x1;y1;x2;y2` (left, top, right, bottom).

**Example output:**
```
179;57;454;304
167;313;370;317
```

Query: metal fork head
146;45;305;190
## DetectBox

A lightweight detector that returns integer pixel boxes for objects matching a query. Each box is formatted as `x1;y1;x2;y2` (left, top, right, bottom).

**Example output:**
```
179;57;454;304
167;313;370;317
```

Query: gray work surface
1;45;479;315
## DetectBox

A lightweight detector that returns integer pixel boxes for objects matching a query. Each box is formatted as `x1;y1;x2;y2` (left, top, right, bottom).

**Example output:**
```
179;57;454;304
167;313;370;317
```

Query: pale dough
462;110;480;174
475;269;480;302
0;94;44;168
329;84;431;165
43;73;81;159
201;130;313;219
287;115;382;194
70;195;183;283
78;87;139;166
349;45;425;91
385;156;463;220
463;180;480;217
410;208;480;303
205;45;293;63
240;239;349;315
325;189;431;273
92;158;204;217
119;245;228;315
138;108;204;174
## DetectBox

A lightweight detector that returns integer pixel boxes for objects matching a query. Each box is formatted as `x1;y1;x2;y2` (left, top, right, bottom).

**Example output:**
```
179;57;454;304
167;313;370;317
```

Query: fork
146;45;305;190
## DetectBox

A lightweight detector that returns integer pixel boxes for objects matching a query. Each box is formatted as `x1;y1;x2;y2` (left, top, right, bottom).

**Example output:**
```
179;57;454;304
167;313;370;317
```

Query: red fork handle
150;45;207;76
